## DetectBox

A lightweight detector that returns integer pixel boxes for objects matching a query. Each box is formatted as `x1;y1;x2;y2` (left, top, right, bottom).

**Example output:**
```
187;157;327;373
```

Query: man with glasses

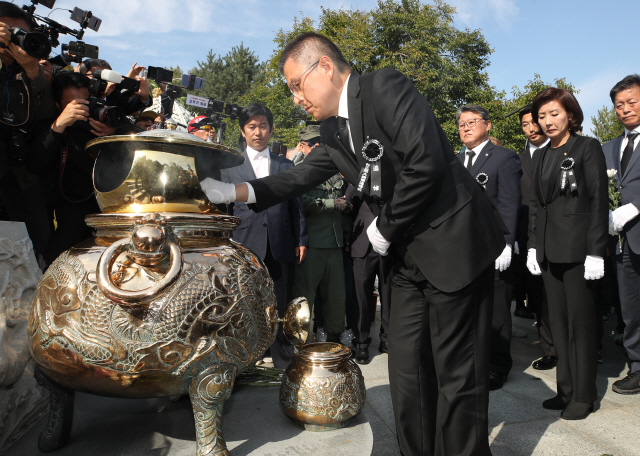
200;32;505;456
457;105;523;391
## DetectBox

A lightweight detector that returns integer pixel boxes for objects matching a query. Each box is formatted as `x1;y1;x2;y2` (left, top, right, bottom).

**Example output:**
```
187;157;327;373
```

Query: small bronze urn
27;131;305;455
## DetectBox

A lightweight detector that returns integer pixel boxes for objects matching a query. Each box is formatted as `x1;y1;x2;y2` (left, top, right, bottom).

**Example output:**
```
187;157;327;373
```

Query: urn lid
88;130;244;214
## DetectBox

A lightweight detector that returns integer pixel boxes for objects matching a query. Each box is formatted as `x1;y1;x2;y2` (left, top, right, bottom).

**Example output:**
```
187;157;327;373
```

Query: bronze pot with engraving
279;342;366;431
27;131;309;456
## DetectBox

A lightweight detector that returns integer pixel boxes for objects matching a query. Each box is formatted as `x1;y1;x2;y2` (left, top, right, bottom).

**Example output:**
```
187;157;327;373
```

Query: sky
28;0;640;137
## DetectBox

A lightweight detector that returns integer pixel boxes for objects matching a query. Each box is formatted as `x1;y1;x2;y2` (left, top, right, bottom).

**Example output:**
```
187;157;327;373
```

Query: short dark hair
239;103;274;131
610;74;640;104
78;59;112;75
531;87;583;133
52;71;90;104
0;2;37;31
455;104;491;126
518;105;532;122
278;32;351;75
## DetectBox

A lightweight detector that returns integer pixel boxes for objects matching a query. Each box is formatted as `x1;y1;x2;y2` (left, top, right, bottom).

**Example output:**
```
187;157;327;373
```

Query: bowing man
457;104;522;391
200;32;505;456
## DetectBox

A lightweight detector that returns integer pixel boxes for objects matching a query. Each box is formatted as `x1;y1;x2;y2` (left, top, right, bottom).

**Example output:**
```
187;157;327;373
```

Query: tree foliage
591;105;623;144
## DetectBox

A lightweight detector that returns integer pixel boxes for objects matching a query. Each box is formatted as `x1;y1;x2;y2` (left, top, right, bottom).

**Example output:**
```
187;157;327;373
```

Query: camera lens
97;106;125;128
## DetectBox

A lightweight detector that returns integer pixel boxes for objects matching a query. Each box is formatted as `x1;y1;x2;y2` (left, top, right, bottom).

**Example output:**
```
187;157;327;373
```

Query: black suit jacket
248;69;505;292
344;184;374;259
528;134;608;263
220;150;308;263
458;142;522;245
516;145;535;245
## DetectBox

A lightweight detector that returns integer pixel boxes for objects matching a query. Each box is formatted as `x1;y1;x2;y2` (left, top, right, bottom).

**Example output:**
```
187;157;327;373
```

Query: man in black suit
605;75;640;394
457;105;522;390
218;103;308;370
515;107;557;370
201;33;505;456
344;184;393;364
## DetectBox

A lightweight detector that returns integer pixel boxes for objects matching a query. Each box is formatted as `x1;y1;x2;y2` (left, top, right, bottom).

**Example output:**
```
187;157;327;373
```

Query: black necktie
337;116;352;153
466;150;476;171
621;133;639;176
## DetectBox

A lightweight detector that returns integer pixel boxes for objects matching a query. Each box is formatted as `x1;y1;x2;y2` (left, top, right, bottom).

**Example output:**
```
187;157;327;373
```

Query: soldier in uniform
293;125;353;342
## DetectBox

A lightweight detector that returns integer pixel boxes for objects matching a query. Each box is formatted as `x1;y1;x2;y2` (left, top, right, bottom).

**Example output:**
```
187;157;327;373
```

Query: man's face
614;85;640;130
283;57;341;121
520;113;547;147
136;118;154;130
299;140;318;156
241;115;272;151
458;111;491;149
59;86;89;111
0;17;32;65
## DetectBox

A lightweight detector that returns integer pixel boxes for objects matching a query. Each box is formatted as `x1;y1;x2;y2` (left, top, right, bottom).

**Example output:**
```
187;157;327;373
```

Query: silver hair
455;105;491;126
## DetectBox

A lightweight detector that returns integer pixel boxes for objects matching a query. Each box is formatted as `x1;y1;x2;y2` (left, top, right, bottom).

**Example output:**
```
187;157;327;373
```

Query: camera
87;98;125;128
6;128;30;166
0;27;51;59
147;66;174;84
61;40;99;63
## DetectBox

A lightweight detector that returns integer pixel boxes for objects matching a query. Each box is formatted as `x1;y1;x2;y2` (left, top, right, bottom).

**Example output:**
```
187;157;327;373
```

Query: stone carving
0;222;47;453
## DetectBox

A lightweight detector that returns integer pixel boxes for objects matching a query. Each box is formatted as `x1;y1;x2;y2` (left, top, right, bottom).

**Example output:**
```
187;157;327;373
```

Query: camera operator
134;110;158;131
0;1;57;258
188;115;216;142
79;58;152;115
28;71;135;265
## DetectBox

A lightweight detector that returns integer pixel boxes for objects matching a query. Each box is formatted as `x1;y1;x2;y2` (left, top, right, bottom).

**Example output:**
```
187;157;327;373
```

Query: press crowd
2;0;640;424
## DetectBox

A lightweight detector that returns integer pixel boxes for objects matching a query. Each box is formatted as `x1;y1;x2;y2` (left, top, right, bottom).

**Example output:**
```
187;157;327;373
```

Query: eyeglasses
289;60;319;99
458;118;485;130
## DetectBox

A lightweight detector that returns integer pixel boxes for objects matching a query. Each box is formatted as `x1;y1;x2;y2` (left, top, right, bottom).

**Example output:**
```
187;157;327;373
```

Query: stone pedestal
0;221;48;453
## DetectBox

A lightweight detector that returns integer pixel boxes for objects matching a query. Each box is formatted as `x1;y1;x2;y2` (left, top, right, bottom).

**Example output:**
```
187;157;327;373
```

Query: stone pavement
5;302;640;456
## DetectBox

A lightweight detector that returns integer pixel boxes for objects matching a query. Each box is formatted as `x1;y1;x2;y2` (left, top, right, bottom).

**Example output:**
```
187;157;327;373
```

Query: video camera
84;70;127;128
185;96;244;144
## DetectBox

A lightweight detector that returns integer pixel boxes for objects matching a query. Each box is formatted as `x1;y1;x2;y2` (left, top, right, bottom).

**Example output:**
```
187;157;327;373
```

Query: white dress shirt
464;139;490;168
621;126;640;162
337;73;355;154
246;145;271;179
529;138;550;157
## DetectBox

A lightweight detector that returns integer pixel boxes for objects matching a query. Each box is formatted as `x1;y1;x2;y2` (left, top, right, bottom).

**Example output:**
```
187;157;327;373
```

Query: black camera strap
0;64;31;127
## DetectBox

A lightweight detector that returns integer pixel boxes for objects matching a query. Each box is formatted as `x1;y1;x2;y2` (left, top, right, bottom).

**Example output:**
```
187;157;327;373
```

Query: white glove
495;244;512;271
514;241;520;255
200;178;236;204
611;203;639;232
609;210;618;236
366;217;391;256
584;255;604;280
526;248;541;275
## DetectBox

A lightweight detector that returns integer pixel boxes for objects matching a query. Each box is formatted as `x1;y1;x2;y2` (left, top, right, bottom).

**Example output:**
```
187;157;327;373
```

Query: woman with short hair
527;87;608;420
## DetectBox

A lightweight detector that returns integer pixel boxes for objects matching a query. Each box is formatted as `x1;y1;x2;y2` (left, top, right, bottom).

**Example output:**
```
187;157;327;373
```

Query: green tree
242;0;495;148
591;105;623;144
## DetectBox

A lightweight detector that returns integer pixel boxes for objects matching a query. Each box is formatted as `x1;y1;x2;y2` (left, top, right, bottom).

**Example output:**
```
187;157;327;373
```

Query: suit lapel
347;73;365;168
622;134;640;182
613;134;624;179
521;148;532;177
239;150;257;180
470;142;493;176
269;150;279;176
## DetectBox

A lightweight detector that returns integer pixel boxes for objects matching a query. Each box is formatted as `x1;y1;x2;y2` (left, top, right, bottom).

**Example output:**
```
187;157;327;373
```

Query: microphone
93;69;123;84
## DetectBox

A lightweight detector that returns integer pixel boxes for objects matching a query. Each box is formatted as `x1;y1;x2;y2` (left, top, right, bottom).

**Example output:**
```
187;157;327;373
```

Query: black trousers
541;261;598;403
388;247;493;456
352;248;393;348
491;268;512;375
263;241;294;369
616;237;640;372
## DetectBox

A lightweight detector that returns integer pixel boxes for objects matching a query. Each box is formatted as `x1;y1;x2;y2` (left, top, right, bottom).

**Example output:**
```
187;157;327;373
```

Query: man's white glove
584;255;604;280
495;244;512;271
514;241;520;255
609;210;618;236
611;203;639;232
526;248;541;275
200;178;236;205
366;217;391;256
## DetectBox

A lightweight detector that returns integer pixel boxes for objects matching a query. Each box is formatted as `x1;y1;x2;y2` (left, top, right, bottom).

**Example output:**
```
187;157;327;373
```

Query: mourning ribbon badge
476;172;488;189
357;137;384;197
560;157;577;192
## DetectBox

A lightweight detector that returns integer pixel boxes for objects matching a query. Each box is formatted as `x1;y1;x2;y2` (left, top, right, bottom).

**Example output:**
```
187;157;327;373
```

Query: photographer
28;71;135;265
0;1;56;258
79;58;151;115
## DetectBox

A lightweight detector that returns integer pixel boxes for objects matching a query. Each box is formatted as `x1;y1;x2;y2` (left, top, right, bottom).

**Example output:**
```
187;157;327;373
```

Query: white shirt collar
338;73;352;119
471;139;490;155
246;145;270;161
625;126;640;137
529;138;550;156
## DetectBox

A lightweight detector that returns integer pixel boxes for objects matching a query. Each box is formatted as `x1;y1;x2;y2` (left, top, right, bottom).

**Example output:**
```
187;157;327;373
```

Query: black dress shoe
561;401;594;420
612;370;640;395
542;394;570;410
489;371;507;391
378;341;389;354
514;308;536;319
532;355;558;370
355;347;370;364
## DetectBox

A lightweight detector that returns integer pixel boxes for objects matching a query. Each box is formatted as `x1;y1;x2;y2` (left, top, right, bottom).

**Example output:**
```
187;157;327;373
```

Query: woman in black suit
527;88;608;420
